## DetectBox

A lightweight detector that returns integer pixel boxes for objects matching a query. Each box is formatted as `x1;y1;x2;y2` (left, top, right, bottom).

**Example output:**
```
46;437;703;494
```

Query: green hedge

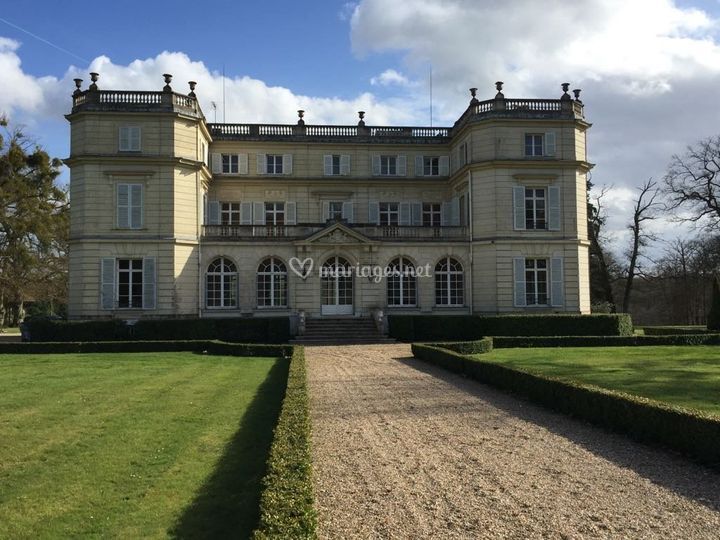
254;346;316;539
388;314;633;341
641;326;711;336
430;338;494;355
0;340;293;357
493;334;720;348
23;317;291;344
412;343;720;468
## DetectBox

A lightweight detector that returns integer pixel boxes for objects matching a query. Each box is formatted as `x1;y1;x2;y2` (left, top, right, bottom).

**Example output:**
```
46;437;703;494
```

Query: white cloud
370;69;411;86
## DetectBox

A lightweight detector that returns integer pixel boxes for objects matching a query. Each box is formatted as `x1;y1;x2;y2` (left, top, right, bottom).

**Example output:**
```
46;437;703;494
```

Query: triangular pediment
297;222;374;245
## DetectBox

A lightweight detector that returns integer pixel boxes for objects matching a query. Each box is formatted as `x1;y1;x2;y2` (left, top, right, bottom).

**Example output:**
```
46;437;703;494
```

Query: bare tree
622;179;662;313
587;183;617;311
664;136;720;230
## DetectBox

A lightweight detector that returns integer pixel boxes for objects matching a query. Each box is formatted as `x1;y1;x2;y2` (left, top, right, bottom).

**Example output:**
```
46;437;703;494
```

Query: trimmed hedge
493;334;720;348
431;338;494;355
0;340;293;357
389;314;633;341
254;346;316;539
22;317;291;344
642;326;711;336
412;343;720;468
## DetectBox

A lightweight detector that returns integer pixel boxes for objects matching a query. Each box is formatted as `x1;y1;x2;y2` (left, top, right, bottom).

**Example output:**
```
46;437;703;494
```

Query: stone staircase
290;317;395;345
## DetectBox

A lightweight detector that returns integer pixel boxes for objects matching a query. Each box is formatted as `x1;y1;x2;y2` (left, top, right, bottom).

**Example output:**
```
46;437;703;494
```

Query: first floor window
221;202;241;225
525;258;548;306
387;257;417;306
328;201;343;220
222;154;239;173
423;156;439;176
257;257;288;307
525;134;544;156
265;202;285;225
119;126;141;152
117;259;143;308
379;202;399;226
206;257;238;308
117;183;143;229
266;154;283;174
525;188;546;229
435;257;464;306
380;155;397;175
423;203;441;227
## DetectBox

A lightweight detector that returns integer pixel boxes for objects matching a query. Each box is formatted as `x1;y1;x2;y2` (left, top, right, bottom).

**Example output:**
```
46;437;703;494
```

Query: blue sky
2;0;720;247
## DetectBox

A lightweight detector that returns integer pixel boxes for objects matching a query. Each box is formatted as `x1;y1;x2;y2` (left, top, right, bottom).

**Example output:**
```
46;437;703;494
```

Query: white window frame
117;183;143;229
424;156;440;176
257;257;288;308
380;155;397;176
266;154;283;174
119;126;141;152
525;187;547;230
206;257;238;309
379;202;400;226
387;256;417;307
435;256;464;307
422;203;441;227
222;154;239;174
221;202;241;225
117;258;144;309
524;258;549;306
328;201;343;220
265;202;285;225
525;134;544;157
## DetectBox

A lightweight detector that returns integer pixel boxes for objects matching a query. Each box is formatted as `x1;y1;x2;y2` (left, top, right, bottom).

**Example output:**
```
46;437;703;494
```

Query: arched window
257;257;288;307
387;256;417;306
435;257;464;306
206;257;238;308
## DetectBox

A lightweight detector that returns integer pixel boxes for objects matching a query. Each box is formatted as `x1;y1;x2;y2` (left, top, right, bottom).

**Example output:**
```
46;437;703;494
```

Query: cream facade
66;75;592;328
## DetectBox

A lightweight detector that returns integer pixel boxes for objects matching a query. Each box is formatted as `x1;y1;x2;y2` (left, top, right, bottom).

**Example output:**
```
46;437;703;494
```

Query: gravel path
306;344;720;539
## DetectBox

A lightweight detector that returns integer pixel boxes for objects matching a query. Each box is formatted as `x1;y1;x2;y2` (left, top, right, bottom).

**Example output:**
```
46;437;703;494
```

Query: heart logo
289;257;314;279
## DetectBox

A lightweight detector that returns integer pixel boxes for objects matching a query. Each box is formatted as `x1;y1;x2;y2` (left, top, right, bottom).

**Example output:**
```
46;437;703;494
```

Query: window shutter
100;257;115;310
285;201;297;225
450;197;460;226
342;202;354;222
441;202;451;226
283;154;293;174
411;202;422;225
513;186;526;230
368;201;379;225
340;154;351;175
238;154;249;174
130;127;140;151
257;153;267;174
439;155;450;176
415;155;424;177
240;202;253;224
323;155;333;176
130;184;143;228
399;202;411;225
142;257;156;310
253;202;265;225
551;257;564;307
321;201;330;221
548;186;561;231
117;184;129;228
119;127;129;151
372;155;380;176
397;155;407;176
211;153;222;173
544;132;556;156
208;201;220;225
513;257;527;307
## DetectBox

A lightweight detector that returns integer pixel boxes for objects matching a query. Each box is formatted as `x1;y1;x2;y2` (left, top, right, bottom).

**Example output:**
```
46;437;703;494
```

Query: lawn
0;352;288;538
477;346;720;417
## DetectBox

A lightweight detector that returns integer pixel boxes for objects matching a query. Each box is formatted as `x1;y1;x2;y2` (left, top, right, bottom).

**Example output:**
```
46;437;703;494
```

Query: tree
709;275;720;331
622;179;661;313
587;181;617;311
664;136;720;231
0;117;68;327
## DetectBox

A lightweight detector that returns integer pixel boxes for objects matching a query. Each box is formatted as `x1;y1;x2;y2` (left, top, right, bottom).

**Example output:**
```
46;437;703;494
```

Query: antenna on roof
222;64;226;124
211;101;217;123
429;64;433;128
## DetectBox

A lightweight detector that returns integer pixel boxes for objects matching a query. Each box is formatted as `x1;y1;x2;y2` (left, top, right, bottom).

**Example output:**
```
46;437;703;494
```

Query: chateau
65;74;592;329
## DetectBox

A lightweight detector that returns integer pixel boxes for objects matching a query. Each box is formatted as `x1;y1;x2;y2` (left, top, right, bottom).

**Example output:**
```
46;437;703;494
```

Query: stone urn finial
358;110;366;127
89;72;99;91
469;87;479;106
188;80;197;97
560;82;571;100
573;88;582;102
494;81;504;99
73;78;83;96
163;73;173;92
297;109;305;125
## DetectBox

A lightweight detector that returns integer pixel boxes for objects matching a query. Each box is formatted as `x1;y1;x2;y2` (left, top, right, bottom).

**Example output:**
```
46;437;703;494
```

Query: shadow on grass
393;354;720;513
168;357;289;539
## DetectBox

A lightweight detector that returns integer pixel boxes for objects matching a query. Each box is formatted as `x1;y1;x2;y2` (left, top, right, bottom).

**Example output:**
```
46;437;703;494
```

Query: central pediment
296;222;375;246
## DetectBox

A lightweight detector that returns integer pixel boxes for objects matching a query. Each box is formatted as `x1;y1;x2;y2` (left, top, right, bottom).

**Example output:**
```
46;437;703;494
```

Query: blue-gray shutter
253;202;266;225
101;258;115;310
323;155;333;175
340;154;351;175
544;132;556;156
368;201;379;225
514;257;527;307
551;257;564;307
513;186;526;230
130;184;143;228
441;202;451;226
207;201;220;225
142;257;156;309
117;184;129;228
397;155;407;176
285;201;297;225
399;202;411;225
283;154;293;174
238;154;249;174
257;153;267;174
372;155;380;176
415;155;424;177
322;201;330;221
342;202;354;222
240;202;253;225
439;155;450;176
411;202;422;225
450;197;460;226
548;186;561;231
211;153;222;174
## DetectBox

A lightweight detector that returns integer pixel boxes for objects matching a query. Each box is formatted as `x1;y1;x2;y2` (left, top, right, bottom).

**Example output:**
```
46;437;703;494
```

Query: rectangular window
423;156;440;176
330;155;341;175
379;202;399;226
525;188;547;229
119;126;141;152
525;259;548;306
222;154;239;173
422;203;441;226
265;202;285;225
117;259;143;308
221;202;241;225
117;183;143;229
525;134;544;156
328;201;343;220
266;154;283;174
380;156;397;176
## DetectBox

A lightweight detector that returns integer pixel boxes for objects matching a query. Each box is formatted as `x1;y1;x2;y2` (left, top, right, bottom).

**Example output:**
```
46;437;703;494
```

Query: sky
2;0;720;257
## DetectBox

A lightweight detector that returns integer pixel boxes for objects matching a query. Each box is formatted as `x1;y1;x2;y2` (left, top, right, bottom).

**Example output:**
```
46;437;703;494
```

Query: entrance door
321;256;353;315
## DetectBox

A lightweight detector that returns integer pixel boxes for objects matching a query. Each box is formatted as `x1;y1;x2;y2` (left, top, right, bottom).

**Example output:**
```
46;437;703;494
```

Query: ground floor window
257;257;288;307
117;259;143;308
525;258;548;305
387;257;417;306
206;257;238;308
435;257;464;306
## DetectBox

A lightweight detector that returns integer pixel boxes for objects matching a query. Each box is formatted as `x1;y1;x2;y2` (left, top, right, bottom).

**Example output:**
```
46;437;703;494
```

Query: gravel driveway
306;344;720;539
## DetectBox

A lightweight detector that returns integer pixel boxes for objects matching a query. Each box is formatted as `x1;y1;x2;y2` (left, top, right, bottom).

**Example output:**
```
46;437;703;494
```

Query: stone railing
71;89;201;116
202;224;468;240
208;123;452;142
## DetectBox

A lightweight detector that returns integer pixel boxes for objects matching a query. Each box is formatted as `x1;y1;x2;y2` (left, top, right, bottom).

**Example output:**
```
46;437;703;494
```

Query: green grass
0;352;288;538
0;326;20;333
477;346;720;417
